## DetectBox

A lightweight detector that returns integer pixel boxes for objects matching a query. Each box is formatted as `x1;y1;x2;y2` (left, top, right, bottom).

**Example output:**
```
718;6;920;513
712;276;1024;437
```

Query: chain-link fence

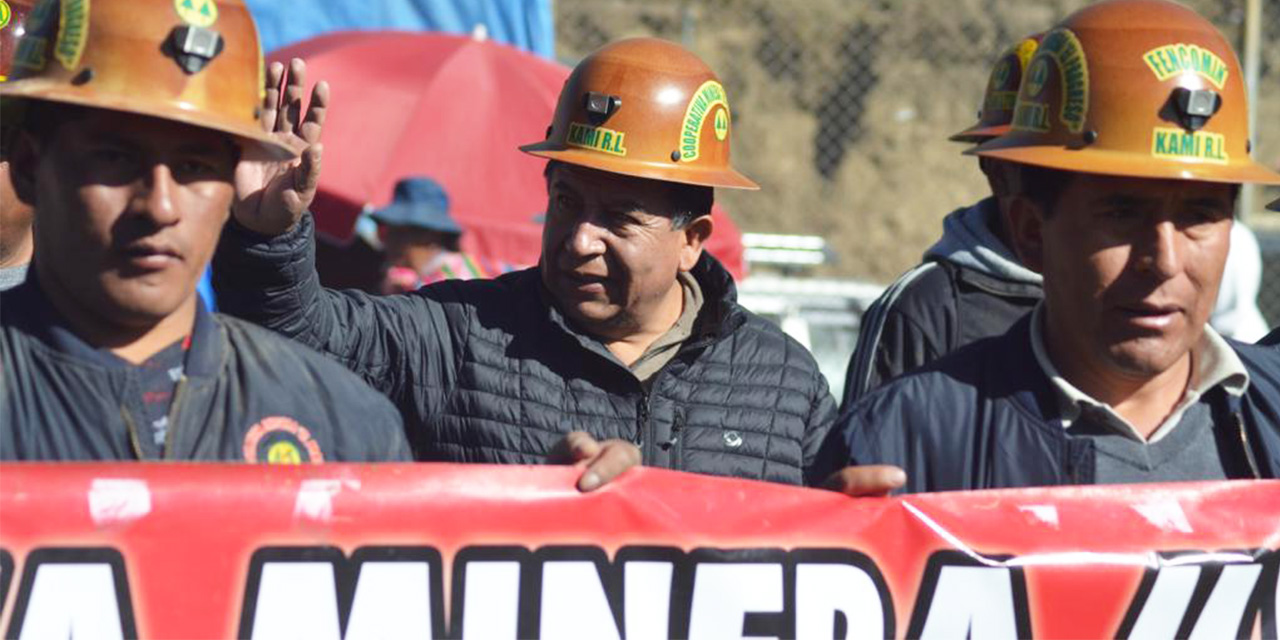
555;0;1280;320
1250;0;1280;325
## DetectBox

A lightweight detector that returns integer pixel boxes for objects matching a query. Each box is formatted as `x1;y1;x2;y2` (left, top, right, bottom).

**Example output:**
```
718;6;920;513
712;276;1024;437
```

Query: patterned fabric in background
383;253;515;293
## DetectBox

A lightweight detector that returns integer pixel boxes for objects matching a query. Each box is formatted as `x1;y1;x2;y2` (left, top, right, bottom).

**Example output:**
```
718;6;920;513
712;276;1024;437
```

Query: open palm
233;58;328;236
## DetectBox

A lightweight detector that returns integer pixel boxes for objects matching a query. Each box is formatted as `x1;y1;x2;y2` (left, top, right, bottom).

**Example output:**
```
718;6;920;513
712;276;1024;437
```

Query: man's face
0;160;35;260
1030;173;1234;378
379;224;450;272
540;164;708;338
25;109;238;327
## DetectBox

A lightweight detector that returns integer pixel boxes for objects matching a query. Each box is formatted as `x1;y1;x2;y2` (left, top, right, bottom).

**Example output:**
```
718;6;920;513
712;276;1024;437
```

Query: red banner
0;463;1276;638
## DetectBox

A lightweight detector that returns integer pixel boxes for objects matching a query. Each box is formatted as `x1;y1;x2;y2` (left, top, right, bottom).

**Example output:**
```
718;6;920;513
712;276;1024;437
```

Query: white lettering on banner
235;547;448;640
1124;565;1201;639
906;551;1033;639
345;562;436;639
541;561;622;639
18;565;125;640
1117;554;1268;640
688;563;784;639
917;567;1023;638
461;562;520;639
1190;564;1264;639
250;562;343;639
624;561;674;639
3;544;1273;638
235;546;896;638
3;549;136;640
796;563;888;639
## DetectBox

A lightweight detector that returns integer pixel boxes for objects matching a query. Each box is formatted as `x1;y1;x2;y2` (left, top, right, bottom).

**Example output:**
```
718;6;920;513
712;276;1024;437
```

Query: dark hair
1015;163;1242;217
10;99;239;162
1014;164;1076;216
666;181;713;230
543;160;713;230
16;100;88;142
1;99;79;160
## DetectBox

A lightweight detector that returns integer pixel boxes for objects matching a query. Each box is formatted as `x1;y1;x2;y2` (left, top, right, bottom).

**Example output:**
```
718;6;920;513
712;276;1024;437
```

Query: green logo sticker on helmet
1143;43;1227;90
13;0;57;74
566;122;628;156
175;0;217;28
991;58;1013;90
987;38;1038;116
1151;127;1228;164
0;1;12;29
1039;28;1089;133
1012;102;1050;132
54;0;89;71
1023;57;1049;98
984;90;1017;114
680;80;729;161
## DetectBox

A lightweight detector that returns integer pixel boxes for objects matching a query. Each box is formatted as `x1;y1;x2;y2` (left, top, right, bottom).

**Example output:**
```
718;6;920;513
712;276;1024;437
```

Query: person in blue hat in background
372;176;509;293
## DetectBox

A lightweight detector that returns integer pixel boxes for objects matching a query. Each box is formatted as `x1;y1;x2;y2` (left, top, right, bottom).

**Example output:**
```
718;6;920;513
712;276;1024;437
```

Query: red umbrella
268;31;746;279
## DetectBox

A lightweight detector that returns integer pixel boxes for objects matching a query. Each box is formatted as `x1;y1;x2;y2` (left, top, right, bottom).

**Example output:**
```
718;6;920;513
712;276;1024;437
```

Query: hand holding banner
0;463;1276;638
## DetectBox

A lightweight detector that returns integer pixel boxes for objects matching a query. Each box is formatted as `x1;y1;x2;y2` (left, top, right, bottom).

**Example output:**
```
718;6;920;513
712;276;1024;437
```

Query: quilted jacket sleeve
212;214;458;413
802;368;841;487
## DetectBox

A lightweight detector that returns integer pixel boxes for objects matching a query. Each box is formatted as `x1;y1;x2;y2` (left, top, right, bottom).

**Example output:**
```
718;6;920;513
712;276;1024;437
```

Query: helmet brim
1;81;297;161
970;136;1280;186
520;143;760;190
948;123;1010;144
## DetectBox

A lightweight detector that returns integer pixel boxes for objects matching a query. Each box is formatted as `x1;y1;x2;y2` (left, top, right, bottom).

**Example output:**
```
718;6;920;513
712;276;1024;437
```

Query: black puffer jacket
214;215;839;486
1;278;411;462
835;316;1280;493
843;198;1042;407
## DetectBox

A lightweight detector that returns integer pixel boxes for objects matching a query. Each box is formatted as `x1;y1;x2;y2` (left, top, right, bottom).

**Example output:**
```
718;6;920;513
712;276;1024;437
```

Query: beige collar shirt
1029;304;1249;443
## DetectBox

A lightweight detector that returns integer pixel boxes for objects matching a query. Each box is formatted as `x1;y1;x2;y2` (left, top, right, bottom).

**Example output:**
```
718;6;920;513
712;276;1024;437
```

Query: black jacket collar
1;275;222;378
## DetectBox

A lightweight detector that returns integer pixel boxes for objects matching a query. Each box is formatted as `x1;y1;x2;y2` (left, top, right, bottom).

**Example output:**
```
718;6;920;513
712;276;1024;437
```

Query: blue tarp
245;0;554;58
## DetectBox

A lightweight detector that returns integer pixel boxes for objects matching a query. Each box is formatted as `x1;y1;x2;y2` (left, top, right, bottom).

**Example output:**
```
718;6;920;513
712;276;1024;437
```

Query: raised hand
233;58;328;236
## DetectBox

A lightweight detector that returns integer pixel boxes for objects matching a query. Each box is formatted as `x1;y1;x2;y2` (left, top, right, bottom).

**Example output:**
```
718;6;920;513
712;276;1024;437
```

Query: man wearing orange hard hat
843;34;1045;407
829;0;1280;494
215;38;852;489
0;0;36;292
0;0;410;462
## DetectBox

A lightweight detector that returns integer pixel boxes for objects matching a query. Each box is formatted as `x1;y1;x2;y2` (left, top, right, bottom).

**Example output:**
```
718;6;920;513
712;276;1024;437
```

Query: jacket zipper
120;407;146;460
665;407;684;469
1234;412;1261;479
162;376;189;460
636;393;651;462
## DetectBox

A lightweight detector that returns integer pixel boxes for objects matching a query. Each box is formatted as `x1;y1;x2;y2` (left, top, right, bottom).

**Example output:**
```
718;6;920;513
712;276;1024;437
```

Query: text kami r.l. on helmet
950;33;1044;144
971;0;1280;186
520;37;758;190
0;0;294;160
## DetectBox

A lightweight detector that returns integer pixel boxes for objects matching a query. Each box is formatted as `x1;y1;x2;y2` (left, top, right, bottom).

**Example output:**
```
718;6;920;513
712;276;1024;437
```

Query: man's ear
7;131;42;207
678;214;713;271
1005;195;1046;273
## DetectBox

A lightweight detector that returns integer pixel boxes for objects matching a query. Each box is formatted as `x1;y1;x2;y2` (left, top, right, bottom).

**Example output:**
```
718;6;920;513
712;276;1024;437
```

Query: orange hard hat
973;0;1280;186
0;0;292;159
1;0;37;82
520;37;758;190
950;33;1043;143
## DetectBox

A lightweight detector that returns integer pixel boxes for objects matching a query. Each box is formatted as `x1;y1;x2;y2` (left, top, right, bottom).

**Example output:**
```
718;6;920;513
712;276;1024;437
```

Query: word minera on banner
0;464;1276;639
